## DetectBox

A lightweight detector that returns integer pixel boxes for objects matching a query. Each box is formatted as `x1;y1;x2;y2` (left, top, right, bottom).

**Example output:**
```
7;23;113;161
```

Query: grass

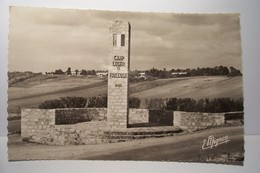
131;76;243;99
7;75;243;115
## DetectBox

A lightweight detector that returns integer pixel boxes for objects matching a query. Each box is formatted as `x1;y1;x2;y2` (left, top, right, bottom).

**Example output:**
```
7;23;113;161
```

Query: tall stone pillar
107;21;131;128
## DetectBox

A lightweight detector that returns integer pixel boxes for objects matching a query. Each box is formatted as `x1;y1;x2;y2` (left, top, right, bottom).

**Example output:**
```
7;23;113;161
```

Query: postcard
8;6;244;165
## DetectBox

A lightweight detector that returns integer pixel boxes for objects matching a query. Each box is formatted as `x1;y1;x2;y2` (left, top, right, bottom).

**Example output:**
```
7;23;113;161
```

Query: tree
91;70;96;75
54;69;64;74
223;66;230;75
75;69;79;75
229;66;242;76
66;67;72;75
80;69;87;75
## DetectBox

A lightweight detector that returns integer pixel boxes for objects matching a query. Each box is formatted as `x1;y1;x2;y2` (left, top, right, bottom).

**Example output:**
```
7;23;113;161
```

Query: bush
143;98;166;110
39;97;87;109
165;97;243;113
39;99;64;109
60;97;87;108
129;97;141;108
166;98;178;110
86;97;107;108
39;96;243;113
177;98;197;112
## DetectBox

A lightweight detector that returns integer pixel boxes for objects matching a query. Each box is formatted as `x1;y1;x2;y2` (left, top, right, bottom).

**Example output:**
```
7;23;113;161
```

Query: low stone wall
128;109;149;124
174;111;225;131
31;122;107;145
20;108;244;145
224;112;244;125
21;109;55;138
21;108;106;140
149;110;173;126
224;112;244;121
55;108;149;125
55;108;107;124
21;108;150;136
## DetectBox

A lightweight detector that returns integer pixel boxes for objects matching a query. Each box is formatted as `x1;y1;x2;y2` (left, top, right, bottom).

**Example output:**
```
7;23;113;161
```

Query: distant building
139;72;146;78
171;71;188;77
171;72;188;75
96;71;108;78
24;71;33;75
70;71;81;76
45;72;54;75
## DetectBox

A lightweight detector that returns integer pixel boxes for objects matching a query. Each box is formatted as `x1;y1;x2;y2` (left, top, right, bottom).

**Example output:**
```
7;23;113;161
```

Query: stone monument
107;21;131;128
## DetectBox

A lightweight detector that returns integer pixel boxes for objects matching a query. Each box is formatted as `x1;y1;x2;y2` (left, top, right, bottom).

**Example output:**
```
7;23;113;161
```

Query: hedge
39;97;243;113
39;97;141;109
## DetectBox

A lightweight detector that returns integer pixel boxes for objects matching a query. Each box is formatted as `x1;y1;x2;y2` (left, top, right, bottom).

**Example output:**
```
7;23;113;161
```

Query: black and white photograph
7;6;244;165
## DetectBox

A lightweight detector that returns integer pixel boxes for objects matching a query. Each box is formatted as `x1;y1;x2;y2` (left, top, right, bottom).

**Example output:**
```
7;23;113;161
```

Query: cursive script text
202;135;230;150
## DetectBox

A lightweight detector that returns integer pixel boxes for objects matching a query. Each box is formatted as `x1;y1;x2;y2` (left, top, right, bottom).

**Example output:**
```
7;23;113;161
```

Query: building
96;71;108;78
138;72;146;78
171;72;188;75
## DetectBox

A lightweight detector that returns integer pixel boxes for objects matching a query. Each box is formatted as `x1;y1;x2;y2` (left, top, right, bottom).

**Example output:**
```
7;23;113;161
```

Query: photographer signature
202;135;230;150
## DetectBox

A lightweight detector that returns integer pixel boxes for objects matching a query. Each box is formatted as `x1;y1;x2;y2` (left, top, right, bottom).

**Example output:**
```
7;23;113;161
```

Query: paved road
76;126;244;164
8;126;243;164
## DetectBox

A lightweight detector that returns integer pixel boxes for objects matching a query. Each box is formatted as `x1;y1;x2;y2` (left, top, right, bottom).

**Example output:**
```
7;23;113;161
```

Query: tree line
144;66;242;78
46;67;96;75
46;65;242;78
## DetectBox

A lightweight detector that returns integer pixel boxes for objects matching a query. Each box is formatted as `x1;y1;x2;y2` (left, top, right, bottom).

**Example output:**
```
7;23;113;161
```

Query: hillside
131;76;243;99
7;76;243;114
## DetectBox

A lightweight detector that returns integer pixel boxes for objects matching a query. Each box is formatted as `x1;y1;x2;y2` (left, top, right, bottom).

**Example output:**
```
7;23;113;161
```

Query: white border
1;136;260;173
1;0;260;172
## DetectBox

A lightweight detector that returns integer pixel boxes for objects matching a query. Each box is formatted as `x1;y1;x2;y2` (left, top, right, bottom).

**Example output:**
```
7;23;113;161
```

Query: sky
8;7;242;72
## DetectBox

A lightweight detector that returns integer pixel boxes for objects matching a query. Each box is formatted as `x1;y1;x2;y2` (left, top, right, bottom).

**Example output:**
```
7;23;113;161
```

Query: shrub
39;99;64;109
165;97;243;113
39;97;87;109
39;96;243;113
60;97;87;108
143;98;166;110
166;98;178;110
177;98;197;112
86;97;107;108
233;97;244;111
129;97;141;108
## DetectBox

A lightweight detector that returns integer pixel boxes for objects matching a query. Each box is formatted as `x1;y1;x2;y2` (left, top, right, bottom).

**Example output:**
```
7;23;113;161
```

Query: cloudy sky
9;7;242;72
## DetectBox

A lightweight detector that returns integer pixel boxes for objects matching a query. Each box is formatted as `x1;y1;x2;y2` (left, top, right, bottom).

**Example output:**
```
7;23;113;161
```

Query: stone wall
21;108;150;133
55;108;107;124
21;108;243;145
20;108;154;145
174;111;225;131
32;122;107;145
21;109;55;138
128;109;149;124
149;110;173;126
21;108;107;144
55;108;149;125
224;112;244;125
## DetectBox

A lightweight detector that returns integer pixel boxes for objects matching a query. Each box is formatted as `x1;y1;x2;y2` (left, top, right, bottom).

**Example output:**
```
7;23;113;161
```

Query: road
8;126;243;164
75;126;244;163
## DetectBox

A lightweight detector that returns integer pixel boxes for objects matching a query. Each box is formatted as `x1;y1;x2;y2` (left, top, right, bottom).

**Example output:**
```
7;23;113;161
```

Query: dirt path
8;126;243;163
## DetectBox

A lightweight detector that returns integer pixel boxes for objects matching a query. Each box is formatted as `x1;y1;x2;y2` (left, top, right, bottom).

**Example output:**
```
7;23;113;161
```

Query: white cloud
9;7;242;72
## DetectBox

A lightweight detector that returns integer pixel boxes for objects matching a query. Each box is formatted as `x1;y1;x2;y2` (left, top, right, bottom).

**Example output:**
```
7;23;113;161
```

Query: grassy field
131;76;243;99
7;75;243;114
